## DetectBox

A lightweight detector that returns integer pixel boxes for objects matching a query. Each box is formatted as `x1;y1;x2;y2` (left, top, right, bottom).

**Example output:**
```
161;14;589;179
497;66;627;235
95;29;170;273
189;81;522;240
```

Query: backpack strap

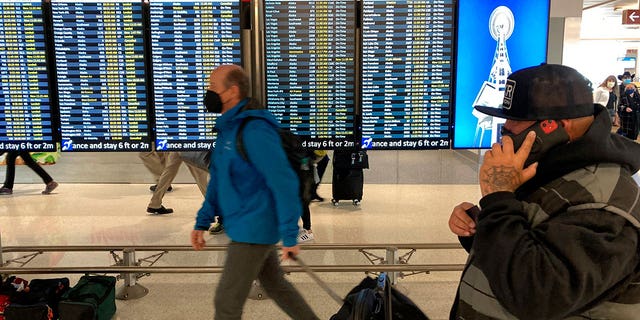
236;117;253;162
236;116;275;163
235;98;267;162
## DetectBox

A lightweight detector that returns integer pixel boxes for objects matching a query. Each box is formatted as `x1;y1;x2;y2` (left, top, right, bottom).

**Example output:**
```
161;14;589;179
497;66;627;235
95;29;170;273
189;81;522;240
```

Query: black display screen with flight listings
52;0;151;152
0;0;55;152
264;0;357;150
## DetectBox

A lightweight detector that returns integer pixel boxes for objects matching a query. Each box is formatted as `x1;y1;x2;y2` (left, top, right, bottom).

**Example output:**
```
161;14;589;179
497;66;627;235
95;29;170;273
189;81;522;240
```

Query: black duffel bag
4;277;70;320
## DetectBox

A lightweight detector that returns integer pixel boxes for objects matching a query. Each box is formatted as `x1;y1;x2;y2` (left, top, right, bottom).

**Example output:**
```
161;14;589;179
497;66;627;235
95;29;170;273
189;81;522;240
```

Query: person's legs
1;152;19;190
139;151;166;183
186;164;221;232
185;163;208;197
17;151;57;194
620;112;632;137
214;242;272;320
19;151;53;184
258;248;319;320
316;154;329;181
311;154;329;201
631;115;639;140
297;204;314;241
301;205;311;231
147;152;181;210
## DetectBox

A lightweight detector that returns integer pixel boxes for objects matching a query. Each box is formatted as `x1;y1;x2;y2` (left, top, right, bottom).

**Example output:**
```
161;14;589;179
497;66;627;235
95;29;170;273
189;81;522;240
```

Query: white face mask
607;81;615;88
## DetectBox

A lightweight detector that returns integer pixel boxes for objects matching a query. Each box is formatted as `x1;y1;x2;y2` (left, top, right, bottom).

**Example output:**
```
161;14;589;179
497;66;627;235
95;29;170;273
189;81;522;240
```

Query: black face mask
500;120;570;167
204;90;223;113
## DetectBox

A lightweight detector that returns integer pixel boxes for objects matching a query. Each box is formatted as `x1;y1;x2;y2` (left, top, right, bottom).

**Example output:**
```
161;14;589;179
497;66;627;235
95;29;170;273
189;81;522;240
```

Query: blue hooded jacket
194;98;302;247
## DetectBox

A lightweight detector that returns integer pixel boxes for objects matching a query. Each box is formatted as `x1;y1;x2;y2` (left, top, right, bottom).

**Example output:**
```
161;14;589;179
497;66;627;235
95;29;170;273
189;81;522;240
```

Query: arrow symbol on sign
630;12;639;22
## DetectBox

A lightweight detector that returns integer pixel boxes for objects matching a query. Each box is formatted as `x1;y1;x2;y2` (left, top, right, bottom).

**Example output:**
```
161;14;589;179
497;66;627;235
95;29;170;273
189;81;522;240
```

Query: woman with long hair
593;75;618;126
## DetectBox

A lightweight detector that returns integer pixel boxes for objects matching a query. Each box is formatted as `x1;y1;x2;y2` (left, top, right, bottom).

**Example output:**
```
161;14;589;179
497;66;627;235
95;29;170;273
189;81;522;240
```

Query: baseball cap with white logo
474;64;596;121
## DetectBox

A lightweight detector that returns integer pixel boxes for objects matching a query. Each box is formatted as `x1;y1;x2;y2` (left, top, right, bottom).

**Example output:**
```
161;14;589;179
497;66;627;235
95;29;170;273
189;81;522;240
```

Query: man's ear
230;85;241;97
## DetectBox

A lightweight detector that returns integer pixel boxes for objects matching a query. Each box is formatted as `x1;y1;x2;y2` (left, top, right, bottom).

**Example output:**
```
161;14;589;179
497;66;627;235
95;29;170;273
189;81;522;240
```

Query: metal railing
1;239;466;300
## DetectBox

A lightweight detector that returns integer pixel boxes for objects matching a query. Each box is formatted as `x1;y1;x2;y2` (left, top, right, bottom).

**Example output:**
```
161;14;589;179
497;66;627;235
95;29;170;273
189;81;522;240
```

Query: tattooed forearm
480;165;521;195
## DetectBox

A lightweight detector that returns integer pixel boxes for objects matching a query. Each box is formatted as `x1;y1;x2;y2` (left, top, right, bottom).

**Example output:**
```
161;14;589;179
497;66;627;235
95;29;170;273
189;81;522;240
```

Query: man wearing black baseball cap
448;64;640;319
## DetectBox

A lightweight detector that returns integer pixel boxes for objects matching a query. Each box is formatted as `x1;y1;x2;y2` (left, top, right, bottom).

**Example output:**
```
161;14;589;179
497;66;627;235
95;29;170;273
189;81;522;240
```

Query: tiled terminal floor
0;183;480;319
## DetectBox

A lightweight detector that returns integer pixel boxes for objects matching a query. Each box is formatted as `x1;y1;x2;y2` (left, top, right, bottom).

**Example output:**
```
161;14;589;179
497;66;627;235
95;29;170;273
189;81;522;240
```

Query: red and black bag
3;277;69;320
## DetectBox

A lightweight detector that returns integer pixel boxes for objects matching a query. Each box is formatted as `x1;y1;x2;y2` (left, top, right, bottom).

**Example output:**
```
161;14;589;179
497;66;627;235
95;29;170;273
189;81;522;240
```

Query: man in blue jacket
190;64;318;320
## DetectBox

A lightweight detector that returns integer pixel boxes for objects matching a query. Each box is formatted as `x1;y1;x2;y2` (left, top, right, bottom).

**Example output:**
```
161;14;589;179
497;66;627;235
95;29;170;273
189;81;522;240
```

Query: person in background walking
0;151;58;195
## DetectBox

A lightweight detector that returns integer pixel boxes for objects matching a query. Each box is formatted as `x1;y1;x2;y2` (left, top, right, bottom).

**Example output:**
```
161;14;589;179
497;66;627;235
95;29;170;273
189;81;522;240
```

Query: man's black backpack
330;275;430;320
236;112;315;208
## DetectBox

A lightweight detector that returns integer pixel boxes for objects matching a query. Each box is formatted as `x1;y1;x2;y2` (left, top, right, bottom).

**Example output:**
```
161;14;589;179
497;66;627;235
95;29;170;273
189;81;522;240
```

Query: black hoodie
518;105;640;196
452;105;640;320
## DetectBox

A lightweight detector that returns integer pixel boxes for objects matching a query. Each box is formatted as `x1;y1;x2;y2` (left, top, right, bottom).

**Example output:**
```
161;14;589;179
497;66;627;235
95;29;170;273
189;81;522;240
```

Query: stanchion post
385;247;398;285
122;248;137;286
0;231;4;267
0;231;3;265
1;232;7;280
115;248;149;300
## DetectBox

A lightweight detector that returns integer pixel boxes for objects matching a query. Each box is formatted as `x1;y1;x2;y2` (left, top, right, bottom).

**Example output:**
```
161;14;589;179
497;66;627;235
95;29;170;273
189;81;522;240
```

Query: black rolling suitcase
332;150;368;206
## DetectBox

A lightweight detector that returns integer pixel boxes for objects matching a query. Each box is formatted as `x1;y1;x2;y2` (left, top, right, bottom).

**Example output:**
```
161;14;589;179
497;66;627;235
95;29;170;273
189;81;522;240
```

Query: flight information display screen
150;0;241;151
0;1;55;152
52;0;150;152
264;0;357;150
361;0;454;150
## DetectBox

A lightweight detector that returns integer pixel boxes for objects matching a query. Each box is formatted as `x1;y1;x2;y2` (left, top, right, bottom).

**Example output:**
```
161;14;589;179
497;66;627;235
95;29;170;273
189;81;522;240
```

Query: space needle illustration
472;6;514;147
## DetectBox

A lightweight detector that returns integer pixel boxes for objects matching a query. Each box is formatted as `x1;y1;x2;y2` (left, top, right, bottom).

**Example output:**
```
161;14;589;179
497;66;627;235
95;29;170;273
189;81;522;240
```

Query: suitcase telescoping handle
288;253;344;305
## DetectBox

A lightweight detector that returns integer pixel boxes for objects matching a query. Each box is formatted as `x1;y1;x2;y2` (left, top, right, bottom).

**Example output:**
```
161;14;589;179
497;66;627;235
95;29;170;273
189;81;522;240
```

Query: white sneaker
297;229;314;243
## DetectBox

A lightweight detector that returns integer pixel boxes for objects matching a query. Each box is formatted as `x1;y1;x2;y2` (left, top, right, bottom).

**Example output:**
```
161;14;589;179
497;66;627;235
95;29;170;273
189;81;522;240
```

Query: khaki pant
139;151;208;209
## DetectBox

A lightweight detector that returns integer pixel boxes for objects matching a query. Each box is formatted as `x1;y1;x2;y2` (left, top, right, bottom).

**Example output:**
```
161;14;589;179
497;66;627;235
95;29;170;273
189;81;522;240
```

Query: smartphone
506;120;570;166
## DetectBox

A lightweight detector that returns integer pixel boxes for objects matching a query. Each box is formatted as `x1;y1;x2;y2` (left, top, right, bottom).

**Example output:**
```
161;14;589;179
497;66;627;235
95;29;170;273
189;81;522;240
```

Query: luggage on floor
331;150;368;206
332;168;364;206
0;294;9;320
3;277;69;320
290;254;429;320
58;275;116;320
333;150;369;170
3;304;53;320
0;277;19;320
330;275;430;320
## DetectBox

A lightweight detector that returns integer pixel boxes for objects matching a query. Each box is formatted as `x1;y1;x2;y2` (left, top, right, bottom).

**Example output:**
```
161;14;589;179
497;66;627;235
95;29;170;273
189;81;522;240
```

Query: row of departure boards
0;0;454;152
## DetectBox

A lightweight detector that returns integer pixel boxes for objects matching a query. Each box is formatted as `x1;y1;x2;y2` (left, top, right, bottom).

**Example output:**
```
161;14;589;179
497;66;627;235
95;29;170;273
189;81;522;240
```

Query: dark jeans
214;242;318;320
2;151;53;189
316;155;329;183
302;205;311;231
302;154;330;230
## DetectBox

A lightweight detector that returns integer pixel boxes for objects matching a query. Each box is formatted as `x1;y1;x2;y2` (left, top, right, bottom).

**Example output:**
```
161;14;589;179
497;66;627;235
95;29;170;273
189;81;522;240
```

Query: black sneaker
311;193;324;202
149;185;173;192
147;206;174;214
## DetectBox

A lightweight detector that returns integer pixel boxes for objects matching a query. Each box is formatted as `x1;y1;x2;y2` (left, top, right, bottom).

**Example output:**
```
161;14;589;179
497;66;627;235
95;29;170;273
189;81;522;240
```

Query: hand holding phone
506;120;570;167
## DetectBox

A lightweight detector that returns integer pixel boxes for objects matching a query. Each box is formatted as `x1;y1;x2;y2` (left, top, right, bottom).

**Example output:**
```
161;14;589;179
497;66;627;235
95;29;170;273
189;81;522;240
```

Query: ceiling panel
582;0;640;39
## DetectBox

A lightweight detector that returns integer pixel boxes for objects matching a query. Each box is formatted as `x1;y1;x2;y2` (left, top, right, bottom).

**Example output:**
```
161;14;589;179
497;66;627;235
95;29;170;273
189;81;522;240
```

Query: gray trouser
142;151;208;208
214;242;319;320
